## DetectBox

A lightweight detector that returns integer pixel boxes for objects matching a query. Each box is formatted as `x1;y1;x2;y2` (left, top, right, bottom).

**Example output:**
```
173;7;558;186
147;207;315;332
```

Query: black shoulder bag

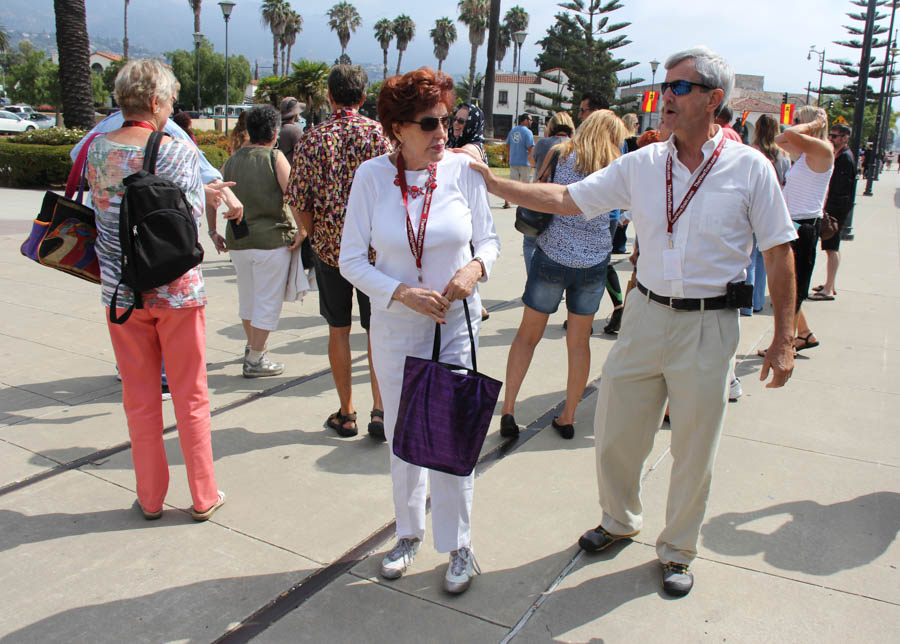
514;151;560;237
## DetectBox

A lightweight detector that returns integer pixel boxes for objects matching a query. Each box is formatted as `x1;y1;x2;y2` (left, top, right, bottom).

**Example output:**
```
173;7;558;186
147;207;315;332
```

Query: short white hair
665;46;734;115
114;59;178;113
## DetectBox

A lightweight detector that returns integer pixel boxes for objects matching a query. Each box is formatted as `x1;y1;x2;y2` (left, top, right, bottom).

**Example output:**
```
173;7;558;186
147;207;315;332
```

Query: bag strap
65;132;102;202
430;298;478;372
142;130;164;174
109;281;136;324
537;150;561;184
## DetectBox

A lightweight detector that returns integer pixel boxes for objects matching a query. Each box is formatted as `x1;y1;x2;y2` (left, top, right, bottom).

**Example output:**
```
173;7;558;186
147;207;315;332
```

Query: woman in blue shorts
499;110;626;440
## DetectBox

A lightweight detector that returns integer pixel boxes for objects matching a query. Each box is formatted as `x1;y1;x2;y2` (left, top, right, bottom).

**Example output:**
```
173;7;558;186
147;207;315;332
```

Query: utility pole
846;0;879;239
482;0;501;140
868;0;897;187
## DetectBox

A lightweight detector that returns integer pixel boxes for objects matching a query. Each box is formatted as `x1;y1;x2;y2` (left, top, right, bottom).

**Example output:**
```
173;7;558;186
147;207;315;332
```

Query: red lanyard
396;154;437;282
122;120;157;131
665;136;726;242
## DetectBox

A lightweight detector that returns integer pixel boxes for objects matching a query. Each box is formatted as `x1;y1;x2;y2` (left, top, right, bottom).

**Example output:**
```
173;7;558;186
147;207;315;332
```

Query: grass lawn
491;167;511;179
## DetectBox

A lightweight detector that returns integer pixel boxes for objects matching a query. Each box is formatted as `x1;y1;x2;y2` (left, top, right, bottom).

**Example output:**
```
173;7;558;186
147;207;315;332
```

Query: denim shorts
522;246;609;316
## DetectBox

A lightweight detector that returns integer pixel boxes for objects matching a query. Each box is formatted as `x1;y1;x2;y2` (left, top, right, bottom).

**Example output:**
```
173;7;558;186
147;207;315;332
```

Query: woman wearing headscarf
448;102;487;162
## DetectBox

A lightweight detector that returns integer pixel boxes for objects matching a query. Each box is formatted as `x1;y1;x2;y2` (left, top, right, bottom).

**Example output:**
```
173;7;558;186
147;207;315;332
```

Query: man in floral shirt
286;65;391;439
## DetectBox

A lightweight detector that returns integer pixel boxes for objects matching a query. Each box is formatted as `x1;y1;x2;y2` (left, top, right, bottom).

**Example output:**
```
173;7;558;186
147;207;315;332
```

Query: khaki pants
594;289;739;565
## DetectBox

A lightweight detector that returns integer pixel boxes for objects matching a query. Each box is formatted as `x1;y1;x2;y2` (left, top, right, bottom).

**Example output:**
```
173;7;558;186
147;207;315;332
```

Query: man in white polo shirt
470;46;797;597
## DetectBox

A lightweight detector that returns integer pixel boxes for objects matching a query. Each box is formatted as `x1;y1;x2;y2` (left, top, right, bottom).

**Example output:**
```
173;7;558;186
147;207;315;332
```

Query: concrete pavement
0;175;898;643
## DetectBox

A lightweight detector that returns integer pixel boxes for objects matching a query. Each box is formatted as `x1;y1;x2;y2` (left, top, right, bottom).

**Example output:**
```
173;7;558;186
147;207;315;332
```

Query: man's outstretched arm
468;160;582;216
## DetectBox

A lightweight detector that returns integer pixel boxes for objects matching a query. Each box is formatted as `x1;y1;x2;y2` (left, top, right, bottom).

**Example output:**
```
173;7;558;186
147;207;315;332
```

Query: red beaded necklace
122;120;157;131
393;158;437;199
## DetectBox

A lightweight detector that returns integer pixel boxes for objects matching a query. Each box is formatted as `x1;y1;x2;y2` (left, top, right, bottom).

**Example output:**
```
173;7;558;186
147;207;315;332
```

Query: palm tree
285;60;329;124
457;0;489;103
392;15;415;75
373;18;393;80
123;0;129;59
327;2;361;62
496;23;510;70
0;24;8;53
430;17;457;72
53;0;94;128
503;5;529;73
281;10;303;74
187;0;202;34
261;0;289;77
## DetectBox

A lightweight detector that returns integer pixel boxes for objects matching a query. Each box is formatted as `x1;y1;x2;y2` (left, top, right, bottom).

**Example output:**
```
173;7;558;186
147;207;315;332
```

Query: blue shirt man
504;114;535;208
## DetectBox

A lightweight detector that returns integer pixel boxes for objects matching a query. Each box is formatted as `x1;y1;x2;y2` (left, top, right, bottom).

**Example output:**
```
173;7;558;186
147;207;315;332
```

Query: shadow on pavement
701;492;900;575
0;571;303;644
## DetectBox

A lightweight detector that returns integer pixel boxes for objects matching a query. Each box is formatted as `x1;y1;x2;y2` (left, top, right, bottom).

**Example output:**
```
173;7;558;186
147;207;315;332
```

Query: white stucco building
488;68;574;139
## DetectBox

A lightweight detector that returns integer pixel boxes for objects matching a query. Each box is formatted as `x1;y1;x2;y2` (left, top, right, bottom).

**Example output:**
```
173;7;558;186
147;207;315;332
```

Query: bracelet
472;256;487;279
208;229;218;238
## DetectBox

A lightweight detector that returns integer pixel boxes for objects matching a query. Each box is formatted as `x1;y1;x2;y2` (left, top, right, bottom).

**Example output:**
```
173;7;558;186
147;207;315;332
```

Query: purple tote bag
393;299;502;477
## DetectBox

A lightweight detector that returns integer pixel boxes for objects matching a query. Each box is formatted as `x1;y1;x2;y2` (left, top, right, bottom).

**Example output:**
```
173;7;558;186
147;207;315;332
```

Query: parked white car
5;104;37;117
0;110;36;134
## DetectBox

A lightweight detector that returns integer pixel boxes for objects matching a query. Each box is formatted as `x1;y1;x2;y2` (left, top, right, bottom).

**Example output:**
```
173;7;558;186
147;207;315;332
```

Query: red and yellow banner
641;91;658;113
780;103;795;125
741;110;750;126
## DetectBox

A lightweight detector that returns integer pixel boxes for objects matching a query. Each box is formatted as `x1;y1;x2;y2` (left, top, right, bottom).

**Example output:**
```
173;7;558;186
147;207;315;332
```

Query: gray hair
665;46;734;115
114;59;179;114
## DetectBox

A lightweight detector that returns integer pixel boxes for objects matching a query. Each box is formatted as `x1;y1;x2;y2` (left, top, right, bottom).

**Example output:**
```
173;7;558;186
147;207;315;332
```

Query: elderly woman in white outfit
340;67;500;595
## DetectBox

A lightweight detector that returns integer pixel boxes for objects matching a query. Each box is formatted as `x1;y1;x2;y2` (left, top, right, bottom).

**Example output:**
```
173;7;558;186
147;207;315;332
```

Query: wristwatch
208;229;218;238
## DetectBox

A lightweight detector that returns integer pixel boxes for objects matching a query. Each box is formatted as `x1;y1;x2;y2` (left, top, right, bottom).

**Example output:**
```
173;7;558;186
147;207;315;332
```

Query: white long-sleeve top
340;152;500;317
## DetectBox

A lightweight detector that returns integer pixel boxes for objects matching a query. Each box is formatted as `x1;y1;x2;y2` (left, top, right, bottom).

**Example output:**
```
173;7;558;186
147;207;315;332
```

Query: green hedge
200;144;228;170
0;139;74;187
485;143;507;168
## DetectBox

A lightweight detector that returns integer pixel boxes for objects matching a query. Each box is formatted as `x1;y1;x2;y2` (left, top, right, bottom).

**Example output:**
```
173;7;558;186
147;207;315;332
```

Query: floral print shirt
87;135;206;309
285;109;392;267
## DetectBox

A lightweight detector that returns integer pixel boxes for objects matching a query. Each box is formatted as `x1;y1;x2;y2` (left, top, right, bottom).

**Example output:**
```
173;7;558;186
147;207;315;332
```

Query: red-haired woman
340;68;500;595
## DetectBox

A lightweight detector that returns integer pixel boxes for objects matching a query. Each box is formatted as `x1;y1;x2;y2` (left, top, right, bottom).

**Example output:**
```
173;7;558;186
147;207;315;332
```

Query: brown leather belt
637;281;730;311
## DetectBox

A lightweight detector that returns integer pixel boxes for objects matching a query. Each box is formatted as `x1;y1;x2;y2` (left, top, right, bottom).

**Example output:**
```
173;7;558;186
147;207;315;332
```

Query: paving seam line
212;379;602;643
344;570;512;629
0;359;366;497
0;299;518;497
723;433;900;469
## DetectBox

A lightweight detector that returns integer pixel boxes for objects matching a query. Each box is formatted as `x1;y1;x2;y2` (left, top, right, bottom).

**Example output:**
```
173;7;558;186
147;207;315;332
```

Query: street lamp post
649;59;660;129
881;42;898;159
218;1;236;134
808;46;825;106
193;32;203;112
513;30;527;125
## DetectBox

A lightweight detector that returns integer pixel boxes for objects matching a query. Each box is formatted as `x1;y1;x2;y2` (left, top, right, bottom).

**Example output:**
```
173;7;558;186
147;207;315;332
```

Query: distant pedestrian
503;113;534;210
277;96;304;166
172;111;197;144
810;122;854;300
286;64;391;439
715;104;743;143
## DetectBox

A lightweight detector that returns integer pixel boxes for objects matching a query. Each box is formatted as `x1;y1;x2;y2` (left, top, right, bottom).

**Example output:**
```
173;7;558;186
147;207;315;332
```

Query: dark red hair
637;129;660;147
377;67;455;143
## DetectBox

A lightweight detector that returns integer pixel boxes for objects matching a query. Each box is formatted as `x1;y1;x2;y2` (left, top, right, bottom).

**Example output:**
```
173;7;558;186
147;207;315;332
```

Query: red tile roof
495;73;540;84
92;51;124;62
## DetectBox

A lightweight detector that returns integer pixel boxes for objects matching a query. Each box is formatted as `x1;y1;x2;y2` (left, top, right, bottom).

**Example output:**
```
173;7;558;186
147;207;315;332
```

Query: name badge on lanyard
663;136;725;280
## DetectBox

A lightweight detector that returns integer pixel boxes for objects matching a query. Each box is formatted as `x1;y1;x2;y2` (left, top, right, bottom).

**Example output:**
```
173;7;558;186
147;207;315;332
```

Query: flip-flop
812;285;836;294
756;347;799;358
807;292;835;301
794;333;820;351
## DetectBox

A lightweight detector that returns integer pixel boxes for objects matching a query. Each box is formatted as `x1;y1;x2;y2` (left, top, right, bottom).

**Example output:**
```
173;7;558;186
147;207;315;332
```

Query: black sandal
552;417;575;440
794;332;820;351
327;409;358;437
368;409;385;441
500;413;519;439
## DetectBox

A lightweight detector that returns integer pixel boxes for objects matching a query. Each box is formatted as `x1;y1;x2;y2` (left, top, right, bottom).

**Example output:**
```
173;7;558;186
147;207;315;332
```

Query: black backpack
110;131;204;324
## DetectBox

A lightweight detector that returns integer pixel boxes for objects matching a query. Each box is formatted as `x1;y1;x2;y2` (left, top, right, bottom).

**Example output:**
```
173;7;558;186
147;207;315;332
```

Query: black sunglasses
407;115;451;131
661;80;715;95
453;117;467;125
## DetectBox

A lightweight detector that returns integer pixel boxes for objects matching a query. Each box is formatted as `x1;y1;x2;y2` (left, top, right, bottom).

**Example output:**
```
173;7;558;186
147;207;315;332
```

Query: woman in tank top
760;106;832;356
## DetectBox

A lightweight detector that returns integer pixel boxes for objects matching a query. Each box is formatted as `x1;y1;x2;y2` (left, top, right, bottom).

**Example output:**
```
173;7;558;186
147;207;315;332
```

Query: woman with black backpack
86;59;225;522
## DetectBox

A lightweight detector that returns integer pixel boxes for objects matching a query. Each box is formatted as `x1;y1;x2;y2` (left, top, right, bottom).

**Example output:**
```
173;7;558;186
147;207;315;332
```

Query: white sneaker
380;537;420;580
444;546;481;594
243;354;285;378
728;377;743;401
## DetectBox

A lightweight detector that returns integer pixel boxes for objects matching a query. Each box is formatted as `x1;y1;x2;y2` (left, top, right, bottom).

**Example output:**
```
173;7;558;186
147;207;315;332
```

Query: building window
498;90;508;105
526;91;535;104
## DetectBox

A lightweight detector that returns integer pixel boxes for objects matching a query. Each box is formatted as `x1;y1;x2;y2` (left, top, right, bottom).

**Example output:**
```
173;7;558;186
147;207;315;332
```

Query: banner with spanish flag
780;103;795;125
741;110;750;126
641;91;658;113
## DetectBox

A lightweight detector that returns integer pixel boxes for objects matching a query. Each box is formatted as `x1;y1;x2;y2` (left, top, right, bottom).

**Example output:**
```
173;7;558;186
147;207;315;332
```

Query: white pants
594;290;739;565
370;299;481;553
230;247;291;331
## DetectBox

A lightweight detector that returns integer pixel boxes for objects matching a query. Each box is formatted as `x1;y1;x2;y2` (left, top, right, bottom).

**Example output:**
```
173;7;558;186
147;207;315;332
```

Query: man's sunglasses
828;133;846;139
406;115;451;131
661;80;715;95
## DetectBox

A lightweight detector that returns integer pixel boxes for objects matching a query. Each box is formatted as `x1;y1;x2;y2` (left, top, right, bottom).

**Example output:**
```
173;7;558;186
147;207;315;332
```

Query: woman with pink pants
86;59;225;521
